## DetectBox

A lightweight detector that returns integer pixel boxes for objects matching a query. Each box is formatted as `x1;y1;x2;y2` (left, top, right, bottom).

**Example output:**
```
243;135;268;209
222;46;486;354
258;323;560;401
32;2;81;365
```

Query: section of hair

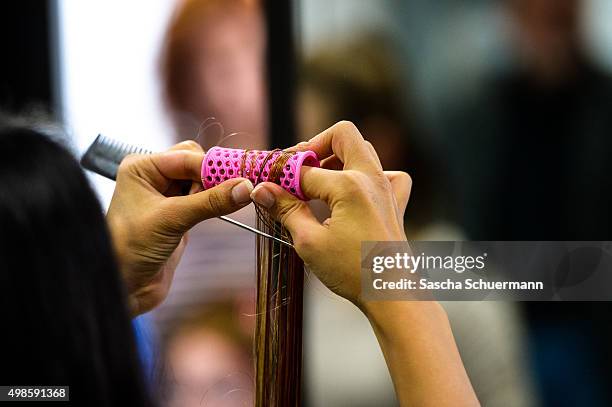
252;151;304;406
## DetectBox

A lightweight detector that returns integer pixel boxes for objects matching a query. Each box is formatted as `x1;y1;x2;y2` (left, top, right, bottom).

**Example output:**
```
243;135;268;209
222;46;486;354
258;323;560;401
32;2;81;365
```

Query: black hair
0;121;153;406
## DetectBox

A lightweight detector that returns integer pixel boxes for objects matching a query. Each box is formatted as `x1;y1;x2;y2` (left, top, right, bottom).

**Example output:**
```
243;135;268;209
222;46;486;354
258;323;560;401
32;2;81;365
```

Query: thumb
167;178;254;231
250;182;325;249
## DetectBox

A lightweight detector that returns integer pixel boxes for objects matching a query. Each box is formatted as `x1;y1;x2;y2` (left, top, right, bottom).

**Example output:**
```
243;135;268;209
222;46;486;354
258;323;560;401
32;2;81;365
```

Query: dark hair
0;122;153;406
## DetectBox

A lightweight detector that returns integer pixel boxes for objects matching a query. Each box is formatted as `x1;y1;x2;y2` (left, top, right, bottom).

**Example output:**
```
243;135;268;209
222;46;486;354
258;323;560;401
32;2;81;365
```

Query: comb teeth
80;134;152;180
101;134;151;157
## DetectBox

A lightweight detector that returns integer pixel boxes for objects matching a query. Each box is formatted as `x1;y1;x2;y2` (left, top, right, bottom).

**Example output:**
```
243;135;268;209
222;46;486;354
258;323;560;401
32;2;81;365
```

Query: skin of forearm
362;301;480;407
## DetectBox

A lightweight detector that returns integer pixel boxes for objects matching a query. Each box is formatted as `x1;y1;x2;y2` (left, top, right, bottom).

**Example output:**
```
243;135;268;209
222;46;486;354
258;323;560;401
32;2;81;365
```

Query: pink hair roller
201;146;320;200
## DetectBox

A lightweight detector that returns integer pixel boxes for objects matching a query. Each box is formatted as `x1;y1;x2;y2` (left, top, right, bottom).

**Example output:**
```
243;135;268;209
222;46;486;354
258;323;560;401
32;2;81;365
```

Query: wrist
361;300;448;336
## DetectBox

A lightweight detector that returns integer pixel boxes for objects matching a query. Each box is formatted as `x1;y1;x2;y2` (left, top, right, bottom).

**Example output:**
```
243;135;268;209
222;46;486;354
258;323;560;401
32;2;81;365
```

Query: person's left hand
106;141;254;316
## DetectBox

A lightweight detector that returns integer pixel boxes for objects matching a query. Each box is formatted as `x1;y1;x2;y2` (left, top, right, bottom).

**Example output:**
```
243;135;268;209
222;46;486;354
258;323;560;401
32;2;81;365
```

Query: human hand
106;141;254;316
252;123;480;407
249;121;411;306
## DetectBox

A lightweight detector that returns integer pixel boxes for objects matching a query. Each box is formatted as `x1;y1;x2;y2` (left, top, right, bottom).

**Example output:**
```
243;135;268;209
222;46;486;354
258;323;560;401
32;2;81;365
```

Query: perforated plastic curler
201;147;320;200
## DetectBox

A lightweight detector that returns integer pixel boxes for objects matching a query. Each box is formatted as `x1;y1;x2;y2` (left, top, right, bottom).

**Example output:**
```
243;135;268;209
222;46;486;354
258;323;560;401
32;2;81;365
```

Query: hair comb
81;135;296;247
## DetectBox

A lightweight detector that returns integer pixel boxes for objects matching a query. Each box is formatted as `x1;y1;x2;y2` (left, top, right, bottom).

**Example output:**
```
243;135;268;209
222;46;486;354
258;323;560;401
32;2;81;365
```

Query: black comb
81;134;152;181
80;135;293;247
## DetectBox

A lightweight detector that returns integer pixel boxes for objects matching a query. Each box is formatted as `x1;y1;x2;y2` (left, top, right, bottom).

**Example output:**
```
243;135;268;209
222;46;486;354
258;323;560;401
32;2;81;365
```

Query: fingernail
231;180;254;205
250;185;275;208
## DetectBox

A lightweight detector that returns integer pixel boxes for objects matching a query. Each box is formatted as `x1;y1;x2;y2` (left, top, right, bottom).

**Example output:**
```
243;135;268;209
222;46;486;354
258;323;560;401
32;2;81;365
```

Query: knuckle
275;202;301;226
117;153;140;174
205;190;229;215
398;171;413;188
336;120;358;133
371;172;392;197
332;121;364;150
373;170;389;184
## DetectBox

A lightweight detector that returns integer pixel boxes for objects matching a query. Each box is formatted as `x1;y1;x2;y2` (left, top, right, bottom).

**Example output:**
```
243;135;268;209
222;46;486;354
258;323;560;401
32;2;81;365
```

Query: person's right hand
250;121;411;306
251;122;480;407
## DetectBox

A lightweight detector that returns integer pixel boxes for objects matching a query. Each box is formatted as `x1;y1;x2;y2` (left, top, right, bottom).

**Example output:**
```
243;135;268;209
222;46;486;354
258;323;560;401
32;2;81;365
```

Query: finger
250;182;326;249
320;154;343;171
167;141;205;194
166;178;254;230
299;166;344;203
167;141;207;195
290;121;378;172
148;150;205;183
364;140;383;171
385;171;412;220
167;139;204;153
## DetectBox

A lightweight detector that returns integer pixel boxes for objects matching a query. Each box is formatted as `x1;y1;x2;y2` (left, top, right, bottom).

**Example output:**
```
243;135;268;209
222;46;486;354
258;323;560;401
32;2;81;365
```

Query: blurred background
3;0;612;405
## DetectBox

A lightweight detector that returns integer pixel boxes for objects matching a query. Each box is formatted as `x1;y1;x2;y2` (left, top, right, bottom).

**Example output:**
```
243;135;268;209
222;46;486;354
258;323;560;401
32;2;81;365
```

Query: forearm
363;301;479;407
